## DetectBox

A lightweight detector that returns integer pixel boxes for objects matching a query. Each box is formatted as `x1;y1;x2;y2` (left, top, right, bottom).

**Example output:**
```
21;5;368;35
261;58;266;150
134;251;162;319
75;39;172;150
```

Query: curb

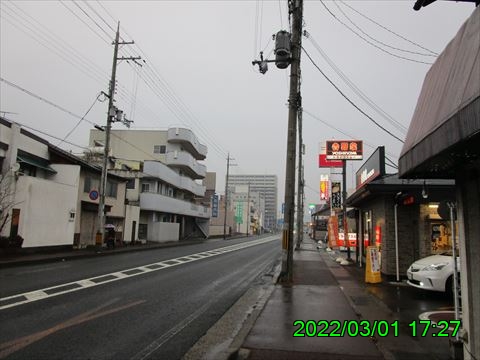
182;263;282;360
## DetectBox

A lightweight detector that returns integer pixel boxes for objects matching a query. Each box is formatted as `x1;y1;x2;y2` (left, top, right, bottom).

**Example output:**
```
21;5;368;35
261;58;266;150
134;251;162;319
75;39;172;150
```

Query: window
153;145;166;154
126;178;135;189
142;183;150;193
106;181;117;198
84;176;99;193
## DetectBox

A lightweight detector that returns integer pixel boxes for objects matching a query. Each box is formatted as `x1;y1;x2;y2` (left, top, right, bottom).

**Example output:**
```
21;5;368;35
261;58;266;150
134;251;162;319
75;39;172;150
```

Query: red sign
375;226;382;244
326;140;363;160
318;154;343;168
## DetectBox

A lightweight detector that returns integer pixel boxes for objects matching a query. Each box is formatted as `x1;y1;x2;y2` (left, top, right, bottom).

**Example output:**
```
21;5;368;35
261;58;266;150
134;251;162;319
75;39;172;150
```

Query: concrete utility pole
281;0;304;282
223;153;235;239
343;160;351;261
296;108;304;250
96;22;141;247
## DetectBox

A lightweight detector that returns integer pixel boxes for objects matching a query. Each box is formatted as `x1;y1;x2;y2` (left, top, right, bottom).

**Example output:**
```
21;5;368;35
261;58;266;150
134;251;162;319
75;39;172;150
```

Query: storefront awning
399;7;480;179
17;152;57;174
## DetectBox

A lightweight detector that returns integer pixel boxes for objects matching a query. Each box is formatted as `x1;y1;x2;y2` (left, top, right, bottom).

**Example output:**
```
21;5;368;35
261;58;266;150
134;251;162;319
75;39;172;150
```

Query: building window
106;181;117;198
84;176;100;193
126;178;135;189
153;145;166;154
142;183;150;193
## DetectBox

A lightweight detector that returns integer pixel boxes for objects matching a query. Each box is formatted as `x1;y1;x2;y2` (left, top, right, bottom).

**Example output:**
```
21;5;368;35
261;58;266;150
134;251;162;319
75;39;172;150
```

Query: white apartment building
89;127;210;242
228;174;277;231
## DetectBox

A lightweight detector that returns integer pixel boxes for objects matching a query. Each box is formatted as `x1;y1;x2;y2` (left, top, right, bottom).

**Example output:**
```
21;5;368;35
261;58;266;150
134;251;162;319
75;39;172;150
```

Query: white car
406;253;459;293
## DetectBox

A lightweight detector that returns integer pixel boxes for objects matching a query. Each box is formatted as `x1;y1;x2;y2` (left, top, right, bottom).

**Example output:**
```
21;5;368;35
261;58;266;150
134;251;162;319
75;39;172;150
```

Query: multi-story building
0;117;128;249
227;174;277;231
88;127;210;242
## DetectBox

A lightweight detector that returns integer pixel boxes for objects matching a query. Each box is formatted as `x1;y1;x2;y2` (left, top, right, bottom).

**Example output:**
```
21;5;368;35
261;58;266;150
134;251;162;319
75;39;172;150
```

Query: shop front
347;147;455;278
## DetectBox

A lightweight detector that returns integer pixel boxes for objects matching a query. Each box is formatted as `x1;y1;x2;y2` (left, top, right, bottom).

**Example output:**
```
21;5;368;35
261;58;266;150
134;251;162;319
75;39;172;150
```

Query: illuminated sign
326;140;363;160
318;144;343;167
320;175;329;202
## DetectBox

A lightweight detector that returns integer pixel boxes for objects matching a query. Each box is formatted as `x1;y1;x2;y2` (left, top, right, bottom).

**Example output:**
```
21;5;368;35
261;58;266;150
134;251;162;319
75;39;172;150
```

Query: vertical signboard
235;201;243;224
331;182;342;210
211;194;219;218
320;174;329;202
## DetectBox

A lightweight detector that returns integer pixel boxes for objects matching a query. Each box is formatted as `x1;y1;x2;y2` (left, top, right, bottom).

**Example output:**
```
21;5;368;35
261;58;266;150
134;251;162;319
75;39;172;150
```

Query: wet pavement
233;238;457;360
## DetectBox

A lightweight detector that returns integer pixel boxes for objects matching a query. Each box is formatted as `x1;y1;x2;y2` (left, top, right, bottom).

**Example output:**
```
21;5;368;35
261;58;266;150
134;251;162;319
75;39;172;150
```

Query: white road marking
0;236;279;310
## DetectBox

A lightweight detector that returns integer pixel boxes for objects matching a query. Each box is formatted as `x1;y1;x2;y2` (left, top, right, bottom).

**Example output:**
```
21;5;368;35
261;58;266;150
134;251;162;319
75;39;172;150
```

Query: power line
71;0;114;40
302;47;405;144
304;32;408;134
58;1;111;44
333;2;436;58
302;108;399;160
57;93;105;146
318;0;433;65
338;1;439;56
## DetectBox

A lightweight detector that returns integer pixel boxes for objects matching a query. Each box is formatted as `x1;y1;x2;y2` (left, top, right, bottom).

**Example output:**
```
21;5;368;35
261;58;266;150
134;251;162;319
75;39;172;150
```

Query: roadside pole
280;0;304;282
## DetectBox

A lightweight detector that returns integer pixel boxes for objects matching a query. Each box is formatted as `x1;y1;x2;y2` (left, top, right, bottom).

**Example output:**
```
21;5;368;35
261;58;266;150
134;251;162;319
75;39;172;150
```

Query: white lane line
0;236;279;310
23;290;48;301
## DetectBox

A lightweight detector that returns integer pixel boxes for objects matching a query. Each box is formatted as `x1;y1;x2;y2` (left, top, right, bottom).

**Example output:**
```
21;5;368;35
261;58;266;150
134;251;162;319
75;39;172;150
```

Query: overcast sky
0;0;476;217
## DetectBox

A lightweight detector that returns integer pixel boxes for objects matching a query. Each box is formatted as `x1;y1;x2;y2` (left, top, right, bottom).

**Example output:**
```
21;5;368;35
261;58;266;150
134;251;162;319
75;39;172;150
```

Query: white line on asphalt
0;236;279;310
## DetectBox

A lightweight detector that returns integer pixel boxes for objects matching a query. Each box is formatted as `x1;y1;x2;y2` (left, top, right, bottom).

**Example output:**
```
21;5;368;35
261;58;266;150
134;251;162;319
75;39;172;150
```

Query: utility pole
280;0;303;282
246;183;250;236
96;21;141;247
223;153;235;239
343;160;351;261
296;107;304;250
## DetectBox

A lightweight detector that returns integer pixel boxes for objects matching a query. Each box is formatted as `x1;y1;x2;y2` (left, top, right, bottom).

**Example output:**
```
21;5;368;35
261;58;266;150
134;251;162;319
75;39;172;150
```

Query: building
0;118;128;249
89;127;210;242
398;6;479;358
227;174;277;231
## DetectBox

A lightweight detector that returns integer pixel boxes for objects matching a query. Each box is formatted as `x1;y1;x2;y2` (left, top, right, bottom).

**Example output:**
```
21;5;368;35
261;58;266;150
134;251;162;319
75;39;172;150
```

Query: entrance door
131;221;136;243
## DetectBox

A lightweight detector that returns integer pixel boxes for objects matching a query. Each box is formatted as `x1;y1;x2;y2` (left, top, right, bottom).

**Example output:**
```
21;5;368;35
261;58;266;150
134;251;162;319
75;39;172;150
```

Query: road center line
0;236;279;310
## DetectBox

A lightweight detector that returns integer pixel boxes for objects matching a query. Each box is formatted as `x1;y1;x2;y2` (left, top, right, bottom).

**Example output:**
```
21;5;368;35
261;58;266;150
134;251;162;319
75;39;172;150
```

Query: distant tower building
227;174;277;231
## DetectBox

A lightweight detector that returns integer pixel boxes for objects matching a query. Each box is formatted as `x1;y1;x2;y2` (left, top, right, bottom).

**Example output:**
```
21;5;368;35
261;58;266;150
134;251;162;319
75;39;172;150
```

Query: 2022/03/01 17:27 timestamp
292;320;461;337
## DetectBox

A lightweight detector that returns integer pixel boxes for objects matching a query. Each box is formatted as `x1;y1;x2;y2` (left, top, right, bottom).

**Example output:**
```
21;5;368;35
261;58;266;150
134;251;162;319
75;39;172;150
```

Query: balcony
167;127;207;160
140;192;210;219
143;161;206;197
165;151;206;179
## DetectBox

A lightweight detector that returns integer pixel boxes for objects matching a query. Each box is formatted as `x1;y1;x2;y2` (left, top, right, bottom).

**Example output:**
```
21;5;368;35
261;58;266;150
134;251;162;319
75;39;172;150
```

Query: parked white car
406;252;459;293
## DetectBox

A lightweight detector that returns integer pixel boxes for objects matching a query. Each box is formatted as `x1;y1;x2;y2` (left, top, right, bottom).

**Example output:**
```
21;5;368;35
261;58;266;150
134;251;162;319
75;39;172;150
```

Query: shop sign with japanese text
326;140;363;160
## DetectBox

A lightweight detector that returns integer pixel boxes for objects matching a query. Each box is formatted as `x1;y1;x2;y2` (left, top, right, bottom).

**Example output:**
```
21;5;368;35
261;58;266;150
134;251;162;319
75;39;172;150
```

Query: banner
211;194;219;218
331;182;342;209
365;246;382;283
327;216;339;248
320;175;329;202
235;201;243;224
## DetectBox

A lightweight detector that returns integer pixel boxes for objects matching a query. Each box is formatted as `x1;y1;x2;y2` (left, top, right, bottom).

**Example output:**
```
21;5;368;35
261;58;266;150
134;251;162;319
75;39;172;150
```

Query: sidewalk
229;238;453;360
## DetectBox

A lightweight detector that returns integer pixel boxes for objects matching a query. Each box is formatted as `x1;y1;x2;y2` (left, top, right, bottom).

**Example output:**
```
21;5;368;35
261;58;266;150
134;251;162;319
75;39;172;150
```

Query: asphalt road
0;235;281;360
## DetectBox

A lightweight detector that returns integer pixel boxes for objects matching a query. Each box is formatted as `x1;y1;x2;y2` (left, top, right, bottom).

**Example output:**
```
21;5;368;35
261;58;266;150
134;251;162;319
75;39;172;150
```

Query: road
0;235;281;360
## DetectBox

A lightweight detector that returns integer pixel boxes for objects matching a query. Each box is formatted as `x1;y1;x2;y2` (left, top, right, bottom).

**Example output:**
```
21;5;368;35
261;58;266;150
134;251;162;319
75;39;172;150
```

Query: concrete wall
124;204;140;242
457;163;480;359
148;221;179;243
14;173;78;247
